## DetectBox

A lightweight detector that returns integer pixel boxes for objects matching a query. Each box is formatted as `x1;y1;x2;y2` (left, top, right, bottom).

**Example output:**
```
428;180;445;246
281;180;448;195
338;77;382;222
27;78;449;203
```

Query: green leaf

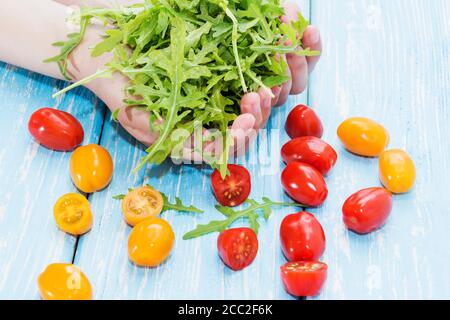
183;197;304;240
215;205;234;217
112;194;126;200
161;192;203;213
111;108;121;122
91;29;123;57
113;186;203;214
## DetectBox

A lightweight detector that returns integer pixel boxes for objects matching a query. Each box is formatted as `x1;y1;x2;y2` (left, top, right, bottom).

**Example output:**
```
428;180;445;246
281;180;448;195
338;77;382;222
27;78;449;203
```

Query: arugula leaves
161;192;204;214
183;197;304;240
47;0;319;176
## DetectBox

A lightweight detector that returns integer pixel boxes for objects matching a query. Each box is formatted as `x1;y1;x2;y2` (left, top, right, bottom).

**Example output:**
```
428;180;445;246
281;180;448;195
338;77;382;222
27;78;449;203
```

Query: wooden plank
0;63;106;299
73;0;311;300
308;0;450;299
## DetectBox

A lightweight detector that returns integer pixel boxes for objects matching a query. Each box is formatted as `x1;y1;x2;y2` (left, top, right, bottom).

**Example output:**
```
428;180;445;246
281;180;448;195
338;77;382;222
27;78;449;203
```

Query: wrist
67;25;129;110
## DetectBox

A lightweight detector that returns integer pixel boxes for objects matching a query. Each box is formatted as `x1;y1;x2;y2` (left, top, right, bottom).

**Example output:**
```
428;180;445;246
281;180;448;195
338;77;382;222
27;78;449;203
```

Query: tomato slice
122;186;164;226
211;164;251;207
53;193;93;236
280;261;328;297
217;228;258;271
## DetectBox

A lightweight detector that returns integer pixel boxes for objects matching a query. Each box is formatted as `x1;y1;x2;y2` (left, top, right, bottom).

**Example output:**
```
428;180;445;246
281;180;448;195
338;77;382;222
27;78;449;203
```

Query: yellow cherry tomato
128;217;175;267
38;263;92;300
337;117;389;157
379;149;416;193
54;193;93;235
122;186;164;226
70;144;113;193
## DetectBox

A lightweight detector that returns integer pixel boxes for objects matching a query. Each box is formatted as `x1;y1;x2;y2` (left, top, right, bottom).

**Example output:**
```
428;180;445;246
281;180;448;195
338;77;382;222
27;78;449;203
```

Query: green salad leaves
48;0;318;175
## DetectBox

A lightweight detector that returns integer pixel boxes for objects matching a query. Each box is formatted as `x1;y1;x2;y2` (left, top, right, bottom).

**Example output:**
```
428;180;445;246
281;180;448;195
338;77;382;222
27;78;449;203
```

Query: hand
62;1;322;161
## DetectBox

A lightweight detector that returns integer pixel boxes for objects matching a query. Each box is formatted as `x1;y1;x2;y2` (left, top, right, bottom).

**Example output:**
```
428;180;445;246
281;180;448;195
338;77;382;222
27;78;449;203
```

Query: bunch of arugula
48;0;319;177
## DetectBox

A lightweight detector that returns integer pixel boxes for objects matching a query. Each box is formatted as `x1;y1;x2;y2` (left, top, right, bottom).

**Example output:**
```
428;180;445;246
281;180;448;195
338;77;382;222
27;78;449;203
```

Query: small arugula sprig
183;197;304;240
113;187;203;214
43;16;90;80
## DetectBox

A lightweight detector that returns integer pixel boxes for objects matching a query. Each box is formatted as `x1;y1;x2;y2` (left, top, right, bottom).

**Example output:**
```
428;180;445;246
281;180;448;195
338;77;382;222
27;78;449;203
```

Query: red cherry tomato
281;137;338;175
217;228;258;271
281;162;328;207
280;212;325;261
211;164;251;207
28;108;84;151
285;104;323;139
342;187;393;234
280;261;328;297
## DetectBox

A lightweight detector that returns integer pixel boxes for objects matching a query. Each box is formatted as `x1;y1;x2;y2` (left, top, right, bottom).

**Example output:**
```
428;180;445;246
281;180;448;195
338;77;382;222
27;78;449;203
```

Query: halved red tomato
280;261;328;297
281;137;337;175
211;165;251;207
217;228;258;271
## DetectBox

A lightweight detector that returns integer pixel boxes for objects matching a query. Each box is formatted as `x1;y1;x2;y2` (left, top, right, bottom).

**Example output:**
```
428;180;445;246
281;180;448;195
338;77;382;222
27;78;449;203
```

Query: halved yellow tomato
38;263;92;300
379;149;416;193
70;144;113;193
128;217;175;267
337;117;389;157
54;193;92;235
122;186;164;226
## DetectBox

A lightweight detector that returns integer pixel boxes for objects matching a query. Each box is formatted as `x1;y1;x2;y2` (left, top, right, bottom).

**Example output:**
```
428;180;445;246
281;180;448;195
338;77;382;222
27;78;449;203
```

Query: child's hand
62;1;322;161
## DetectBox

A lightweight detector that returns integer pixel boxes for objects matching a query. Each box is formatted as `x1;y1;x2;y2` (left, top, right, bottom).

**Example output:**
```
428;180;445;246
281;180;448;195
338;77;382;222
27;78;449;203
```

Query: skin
1;0;322;159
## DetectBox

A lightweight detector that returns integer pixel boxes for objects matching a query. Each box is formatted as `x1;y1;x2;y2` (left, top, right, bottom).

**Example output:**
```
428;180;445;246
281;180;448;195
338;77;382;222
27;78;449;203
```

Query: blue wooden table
0;0;449;300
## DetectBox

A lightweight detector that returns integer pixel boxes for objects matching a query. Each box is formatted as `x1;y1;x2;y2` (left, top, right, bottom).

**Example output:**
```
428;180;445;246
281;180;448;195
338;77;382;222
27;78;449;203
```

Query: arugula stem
245;71;275;99
224;8;247;93
52;68;112;98
183;200;305;240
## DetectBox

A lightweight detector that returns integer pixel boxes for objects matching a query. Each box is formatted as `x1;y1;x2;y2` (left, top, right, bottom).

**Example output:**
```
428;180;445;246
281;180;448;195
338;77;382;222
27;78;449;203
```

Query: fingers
229;114;257;158
275;56;293;107
117;107;158;146
287;53;308;95
280;2;322;94
180;113;256;163
302;25;322;74
281;2;308;95
258;87;272;126
240;92;263;129
271;86;281;107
